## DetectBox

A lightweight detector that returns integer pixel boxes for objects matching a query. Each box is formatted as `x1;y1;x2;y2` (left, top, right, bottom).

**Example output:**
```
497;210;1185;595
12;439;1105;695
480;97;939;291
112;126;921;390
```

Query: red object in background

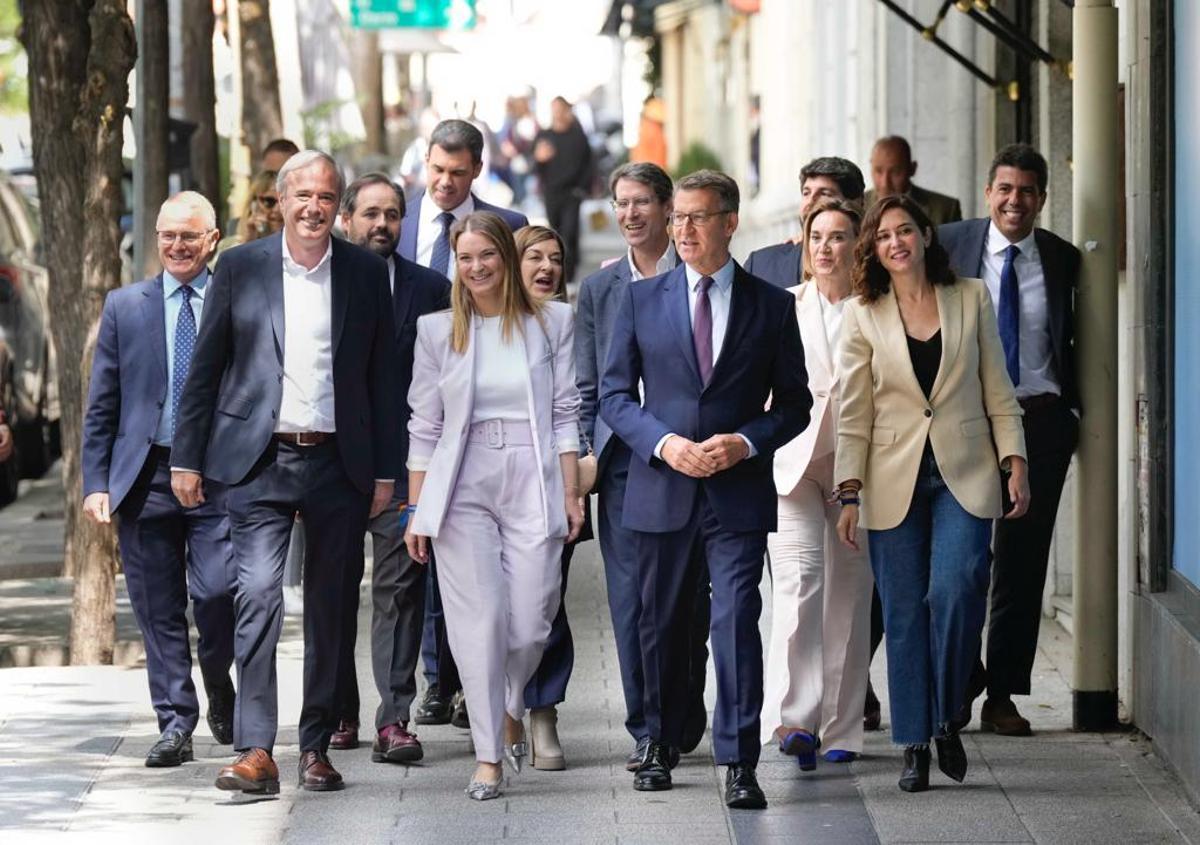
728;0;760;13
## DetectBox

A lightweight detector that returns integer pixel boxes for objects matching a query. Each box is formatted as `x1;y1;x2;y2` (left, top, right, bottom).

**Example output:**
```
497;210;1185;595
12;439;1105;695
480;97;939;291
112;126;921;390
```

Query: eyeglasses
156;230;209;246
669;210;731;227
256;195;278;209
611;197;658;212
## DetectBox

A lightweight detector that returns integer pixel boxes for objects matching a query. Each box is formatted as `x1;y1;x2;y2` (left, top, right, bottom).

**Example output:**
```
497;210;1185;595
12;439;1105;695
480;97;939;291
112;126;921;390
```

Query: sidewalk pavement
2;480;1199;842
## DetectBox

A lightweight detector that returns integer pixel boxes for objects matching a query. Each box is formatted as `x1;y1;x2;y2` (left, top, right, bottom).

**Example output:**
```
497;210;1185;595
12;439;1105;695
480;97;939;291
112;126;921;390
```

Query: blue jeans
868;451;991;745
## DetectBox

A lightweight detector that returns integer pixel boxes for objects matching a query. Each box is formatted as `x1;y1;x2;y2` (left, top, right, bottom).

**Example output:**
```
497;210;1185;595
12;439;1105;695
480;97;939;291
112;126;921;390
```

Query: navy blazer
575;256;633;468
391;255;451;489
82;275;175;510
171;233;400;494
397;192;530;266
938;218;1081;414
599;263;812;534
743;242;802;290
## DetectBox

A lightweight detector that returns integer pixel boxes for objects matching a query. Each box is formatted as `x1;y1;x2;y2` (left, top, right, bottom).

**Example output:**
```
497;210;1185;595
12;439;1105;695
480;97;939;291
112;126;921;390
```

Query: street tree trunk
134;0;169;279
238;0;283;158
353;30;385;156
20;0;136;664
181;1;220;220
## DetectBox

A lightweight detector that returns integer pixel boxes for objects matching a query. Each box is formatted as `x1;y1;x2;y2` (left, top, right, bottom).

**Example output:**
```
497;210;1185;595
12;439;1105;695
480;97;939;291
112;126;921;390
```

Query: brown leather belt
274;431;335;447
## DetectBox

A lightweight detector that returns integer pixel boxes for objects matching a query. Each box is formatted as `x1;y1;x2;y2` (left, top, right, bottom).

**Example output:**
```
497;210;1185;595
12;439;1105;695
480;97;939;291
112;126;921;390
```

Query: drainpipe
1071;0;1120;731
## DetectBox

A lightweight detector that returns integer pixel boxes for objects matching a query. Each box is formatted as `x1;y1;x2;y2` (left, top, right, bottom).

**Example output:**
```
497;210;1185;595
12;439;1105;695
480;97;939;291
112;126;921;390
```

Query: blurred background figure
496;94;540;207
534;97;592;283
864;135;963;226
630;96;666;169
212;170;282;263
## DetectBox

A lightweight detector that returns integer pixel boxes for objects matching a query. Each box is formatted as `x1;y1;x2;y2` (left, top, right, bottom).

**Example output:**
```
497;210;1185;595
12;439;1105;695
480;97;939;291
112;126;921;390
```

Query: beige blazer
834;277;1026;531
773;282;839;495
407;301;581;539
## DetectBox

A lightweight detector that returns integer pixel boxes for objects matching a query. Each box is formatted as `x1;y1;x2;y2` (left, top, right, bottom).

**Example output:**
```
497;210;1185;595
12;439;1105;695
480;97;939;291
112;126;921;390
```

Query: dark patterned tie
693;275;714;385
998;244;1020;386
429;211;455;277
171;284;196;441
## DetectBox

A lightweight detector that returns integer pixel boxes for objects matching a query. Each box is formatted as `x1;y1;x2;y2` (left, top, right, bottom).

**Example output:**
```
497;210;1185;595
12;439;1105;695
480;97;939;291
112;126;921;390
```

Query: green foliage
0;0;27;114
671;142;724;180
301;99;360;156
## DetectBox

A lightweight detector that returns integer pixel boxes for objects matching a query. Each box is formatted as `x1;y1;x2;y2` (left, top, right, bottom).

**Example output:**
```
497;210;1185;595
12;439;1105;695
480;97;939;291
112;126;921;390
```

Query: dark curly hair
852;194;956;303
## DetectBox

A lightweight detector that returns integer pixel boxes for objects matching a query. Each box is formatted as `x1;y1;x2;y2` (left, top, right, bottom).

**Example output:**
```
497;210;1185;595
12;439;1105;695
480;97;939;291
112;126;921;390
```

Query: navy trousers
116;446;236;736
225;439;370;754
633;492;756;765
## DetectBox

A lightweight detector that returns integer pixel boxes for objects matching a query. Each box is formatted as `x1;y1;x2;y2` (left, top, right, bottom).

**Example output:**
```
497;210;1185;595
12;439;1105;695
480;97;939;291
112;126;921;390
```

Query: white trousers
761;452;874;752
433;435;563;763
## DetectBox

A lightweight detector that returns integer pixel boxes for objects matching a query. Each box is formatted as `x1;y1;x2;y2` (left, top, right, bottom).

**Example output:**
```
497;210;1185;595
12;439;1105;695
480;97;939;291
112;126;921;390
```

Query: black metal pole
876;0;1000;88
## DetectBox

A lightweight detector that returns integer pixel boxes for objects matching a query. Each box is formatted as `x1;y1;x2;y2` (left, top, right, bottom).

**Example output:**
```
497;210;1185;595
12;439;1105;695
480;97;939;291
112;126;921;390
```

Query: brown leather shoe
298;750;345;791
371;722;424;764
329;719;360;750
979;697;1033;736
215;748;280;794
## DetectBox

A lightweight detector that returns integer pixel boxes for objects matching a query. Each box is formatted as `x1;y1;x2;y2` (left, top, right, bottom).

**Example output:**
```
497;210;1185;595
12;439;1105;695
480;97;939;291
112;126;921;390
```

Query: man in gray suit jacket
863;135;963;226
577;162;708;771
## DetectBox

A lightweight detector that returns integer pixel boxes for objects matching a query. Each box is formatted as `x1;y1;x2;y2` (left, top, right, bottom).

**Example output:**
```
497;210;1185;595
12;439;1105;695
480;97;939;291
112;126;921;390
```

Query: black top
534;121;593;192
907;330;942;400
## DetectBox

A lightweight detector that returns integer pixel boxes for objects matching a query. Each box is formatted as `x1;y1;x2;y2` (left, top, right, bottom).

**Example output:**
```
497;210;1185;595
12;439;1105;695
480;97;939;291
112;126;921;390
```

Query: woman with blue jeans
833;195;1030;792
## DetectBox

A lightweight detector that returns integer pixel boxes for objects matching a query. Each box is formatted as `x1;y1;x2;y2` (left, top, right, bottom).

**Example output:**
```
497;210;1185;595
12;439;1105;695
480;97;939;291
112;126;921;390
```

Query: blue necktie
998;244;1020;387
171;284;196;441
429;211;455;277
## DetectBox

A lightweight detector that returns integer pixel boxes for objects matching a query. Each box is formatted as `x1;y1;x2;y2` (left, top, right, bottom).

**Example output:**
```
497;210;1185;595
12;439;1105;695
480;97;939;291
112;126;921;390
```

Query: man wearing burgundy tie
600;170;811;809
939;144;1081;737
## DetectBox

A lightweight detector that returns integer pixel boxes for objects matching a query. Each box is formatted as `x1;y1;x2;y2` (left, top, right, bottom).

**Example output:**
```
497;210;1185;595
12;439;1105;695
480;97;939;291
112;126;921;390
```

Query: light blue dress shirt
153;270;208;446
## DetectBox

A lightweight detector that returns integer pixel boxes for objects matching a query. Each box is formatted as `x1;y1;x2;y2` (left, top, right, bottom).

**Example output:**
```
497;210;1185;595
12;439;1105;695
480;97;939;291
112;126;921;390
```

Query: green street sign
350;0;477;30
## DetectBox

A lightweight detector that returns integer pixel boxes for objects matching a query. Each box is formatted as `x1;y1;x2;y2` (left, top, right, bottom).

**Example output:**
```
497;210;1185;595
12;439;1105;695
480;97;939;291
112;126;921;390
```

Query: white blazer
773;282;838;495
407;300;581;539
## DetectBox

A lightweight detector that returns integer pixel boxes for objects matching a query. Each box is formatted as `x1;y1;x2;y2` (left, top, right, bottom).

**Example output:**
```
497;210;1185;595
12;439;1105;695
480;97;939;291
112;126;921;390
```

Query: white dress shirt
471;316;529;423
386;254;396;294
415;193;474;270
627;241;677;281
980;221;1060;399
278;237;336;433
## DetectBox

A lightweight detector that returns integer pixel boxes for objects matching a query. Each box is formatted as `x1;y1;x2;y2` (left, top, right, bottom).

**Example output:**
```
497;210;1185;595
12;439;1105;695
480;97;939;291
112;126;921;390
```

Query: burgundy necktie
693;275;714;384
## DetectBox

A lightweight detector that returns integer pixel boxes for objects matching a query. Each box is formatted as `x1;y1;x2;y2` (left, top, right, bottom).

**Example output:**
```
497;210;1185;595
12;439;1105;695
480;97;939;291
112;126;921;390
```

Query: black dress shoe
863;681;882;732
934;731;968;782
626;737;680;772
206;681;235;745
450;690;470;729
679;697;707;754
414;687;452;726
633;741;673;791
724;764;767;809
898;745;930;792
146;730;194;768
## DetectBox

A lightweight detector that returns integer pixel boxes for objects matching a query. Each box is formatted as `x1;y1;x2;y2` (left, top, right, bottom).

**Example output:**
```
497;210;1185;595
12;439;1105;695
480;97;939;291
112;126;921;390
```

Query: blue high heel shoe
822;749;858;763
778;728;818;771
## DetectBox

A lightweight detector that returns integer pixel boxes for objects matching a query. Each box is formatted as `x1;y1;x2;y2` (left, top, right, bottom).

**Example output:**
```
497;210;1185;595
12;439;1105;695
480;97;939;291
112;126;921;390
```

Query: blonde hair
449;212;542;353
235;170;279;243
514;224;568;303
800;198;861;281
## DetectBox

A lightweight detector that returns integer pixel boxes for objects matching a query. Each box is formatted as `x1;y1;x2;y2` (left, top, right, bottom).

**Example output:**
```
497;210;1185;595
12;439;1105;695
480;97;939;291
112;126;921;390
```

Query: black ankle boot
898;745;930;792
934;731;967;782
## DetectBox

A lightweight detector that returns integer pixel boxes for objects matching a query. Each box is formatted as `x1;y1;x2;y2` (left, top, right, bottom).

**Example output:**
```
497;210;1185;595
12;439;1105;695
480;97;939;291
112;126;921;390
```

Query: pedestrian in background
212;169;282;265
404;211;583;801
834;194;1028;793
533;97;592;283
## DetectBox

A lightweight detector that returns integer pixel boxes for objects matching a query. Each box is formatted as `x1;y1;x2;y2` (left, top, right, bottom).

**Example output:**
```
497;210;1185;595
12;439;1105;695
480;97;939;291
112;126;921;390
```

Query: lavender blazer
407;300;581;539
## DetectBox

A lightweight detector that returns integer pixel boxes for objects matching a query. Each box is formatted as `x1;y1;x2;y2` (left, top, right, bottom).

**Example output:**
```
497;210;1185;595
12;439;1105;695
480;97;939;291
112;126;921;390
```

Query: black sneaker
413;687;452;726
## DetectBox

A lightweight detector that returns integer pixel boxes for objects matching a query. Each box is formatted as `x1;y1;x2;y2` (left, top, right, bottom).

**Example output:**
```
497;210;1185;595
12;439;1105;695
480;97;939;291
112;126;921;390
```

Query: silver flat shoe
465;778;502;801
504;740;527;774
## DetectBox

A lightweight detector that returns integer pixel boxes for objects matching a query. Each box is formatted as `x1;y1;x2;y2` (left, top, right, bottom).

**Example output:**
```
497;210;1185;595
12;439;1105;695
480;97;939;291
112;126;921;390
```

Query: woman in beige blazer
833;195;1029;793
404;212;583;800
761;200;874;770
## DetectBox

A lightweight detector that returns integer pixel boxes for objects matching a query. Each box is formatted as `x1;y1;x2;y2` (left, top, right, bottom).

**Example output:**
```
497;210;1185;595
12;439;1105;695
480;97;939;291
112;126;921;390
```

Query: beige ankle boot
529;707;565;770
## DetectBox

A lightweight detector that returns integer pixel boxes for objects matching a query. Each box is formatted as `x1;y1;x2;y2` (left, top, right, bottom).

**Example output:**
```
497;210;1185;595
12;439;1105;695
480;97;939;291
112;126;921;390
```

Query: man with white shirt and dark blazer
744;156;865;289
397;118;529;726
171;150;399;794
600;170;811;809
82;192;236;768
327;173;450;762
576;162;710;772
938;144;1080;737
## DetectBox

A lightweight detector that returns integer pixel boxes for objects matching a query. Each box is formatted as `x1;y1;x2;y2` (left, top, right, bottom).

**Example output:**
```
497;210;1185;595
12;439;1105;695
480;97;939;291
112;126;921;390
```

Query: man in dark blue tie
939;144;1081;736
82;192;237;767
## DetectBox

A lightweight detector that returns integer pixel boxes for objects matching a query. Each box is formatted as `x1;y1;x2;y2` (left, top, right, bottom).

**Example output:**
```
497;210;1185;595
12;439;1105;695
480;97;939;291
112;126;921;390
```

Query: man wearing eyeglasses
82;192;237;769
600;170;811;809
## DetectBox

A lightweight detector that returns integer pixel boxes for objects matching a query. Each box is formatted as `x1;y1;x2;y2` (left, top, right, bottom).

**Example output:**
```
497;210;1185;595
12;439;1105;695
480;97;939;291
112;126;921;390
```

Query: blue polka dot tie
171;284;196;442
429;211;455;278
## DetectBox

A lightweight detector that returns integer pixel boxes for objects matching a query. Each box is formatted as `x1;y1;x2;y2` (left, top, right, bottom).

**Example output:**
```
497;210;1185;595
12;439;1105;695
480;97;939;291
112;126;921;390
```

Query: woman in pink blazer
761;199;874;770
404;212;584;801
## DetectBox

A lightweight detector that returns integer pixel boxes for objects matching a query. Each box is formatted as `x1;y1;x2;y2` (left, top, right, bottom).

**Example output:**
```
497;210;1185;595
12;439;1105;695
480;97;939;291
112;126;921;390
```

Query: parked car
0;169;60;503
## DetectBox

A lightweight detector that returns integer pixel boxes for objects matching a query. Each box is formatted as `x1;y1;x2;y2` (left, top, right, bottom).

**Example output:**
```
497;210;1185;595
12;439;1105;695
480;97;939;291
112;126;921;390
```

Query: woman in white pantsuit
761;199;875;768
404;211;584;800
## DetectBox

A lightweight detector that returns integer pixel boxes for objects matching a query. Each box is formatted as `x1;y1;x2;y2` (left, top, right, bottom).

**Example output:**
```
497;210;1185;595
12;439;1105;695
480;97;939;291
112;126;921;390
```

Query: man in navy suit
397;118;528;726
328;173;450;763
744;156;864;289
172;151;399;794
577;162;710;771
82;192;236;768
939;144;1080;737
600;170;811;809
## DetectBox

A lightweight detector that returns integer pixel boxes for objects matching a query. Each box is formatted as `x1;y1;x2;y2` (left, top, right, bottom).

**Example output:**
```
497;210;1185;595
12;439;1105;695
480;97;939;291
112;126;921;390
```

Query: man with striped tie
81;192;237;767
